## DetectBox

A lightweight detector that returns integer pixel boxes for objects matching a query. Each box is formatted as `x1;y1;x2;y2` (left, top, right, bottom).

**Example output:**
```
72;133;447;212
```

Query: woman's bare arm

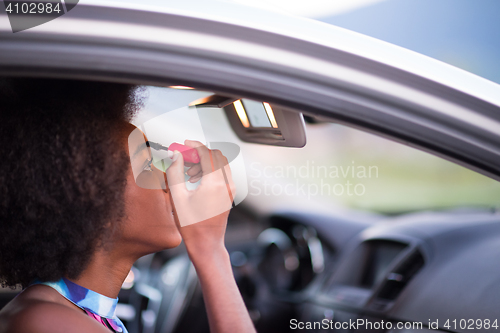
188;241;255;333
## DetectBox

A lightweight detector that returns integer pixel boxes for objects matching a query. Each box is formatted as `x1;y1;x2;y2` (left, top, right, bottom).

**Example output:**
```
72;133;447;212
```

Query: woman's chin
162;224;183;249
170;233;183;248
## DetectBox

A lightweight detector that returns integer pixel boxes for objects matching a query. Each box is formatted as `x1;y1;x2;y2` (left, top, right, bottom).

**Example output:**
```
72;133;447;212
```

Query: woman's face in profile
117;123;182;255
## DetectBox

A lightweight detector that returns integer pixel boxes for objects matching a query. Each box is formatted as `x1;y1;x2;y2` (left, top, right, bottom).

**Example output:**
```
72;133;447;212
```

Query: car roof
97;0;500;109
1;0;500;180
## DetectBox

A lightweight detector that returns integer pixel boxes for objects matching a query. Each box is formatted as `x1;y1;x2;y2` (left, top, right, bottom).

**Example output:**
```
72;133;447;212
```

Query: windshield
133;86;500;215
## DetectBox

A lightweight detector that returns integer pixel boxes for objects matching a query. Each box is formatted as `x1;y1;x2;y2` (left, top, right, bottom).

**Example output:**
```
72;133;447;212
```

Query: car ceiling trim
2;17;500;137
71;0;500;110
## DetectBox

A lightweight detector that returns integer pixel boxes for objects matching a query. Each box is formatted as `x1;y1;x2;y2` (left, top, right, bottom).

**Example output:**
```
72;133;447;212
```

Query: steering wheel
133;254;198;333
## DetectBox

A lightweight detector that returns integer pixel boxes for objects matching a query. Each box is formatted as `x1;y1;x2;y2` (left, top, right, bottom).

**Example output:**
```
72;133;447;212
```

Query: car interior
2;83;498;333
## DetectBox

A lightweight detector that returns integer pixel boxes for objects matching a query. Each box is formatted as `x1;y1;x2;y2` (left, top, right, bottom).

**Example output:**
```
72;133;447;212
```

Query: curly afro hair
0;77;144;288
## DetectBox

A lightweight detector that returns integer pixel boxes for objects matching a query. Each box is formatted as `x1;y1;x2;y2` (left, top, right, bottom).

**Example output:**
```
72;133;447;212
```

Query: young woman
0;78;255;333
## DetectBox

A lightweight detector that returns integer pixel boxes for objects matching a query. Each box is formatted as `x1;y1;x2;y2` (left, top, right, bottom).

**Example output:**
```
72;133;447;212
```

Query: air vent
376;250;425;301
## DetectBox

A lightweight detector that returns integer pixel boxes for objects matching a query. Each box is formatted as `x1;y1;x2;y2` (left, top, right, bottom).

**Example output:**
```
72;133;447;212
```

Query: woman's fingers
168;142;236;227
184;140;214;175
188;174;203;183
180;142;233;192
186;164;202;177
165;151;188;189
212;150;227;170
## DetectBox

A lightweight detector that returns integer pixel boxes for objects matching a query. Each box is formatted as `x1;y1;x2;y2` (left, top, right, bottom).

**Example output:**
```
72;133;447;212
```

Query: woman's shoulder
0;285;109;333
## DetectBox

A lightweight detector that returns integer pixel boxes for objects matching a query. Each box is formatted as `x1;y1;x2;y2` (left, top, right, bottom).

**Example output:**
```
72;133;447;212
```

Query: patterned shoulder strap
84;309;122;333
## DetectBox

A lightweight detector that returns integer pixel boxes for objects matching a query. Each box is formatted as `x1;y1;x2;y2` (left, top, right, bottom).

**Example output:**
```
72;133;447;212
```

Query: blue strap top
36;278;128;333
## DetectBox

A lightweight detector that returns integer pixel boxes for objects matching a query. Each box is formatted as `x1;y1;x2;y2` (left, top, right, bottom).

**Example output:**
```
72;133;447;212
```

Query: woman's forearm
189;246;256;333
167;143;254;332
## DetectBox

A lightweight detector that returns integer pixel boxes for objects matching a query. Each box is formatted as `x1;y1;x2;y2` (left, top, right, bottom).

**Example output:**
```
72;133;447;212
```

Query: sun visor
191;95;306;148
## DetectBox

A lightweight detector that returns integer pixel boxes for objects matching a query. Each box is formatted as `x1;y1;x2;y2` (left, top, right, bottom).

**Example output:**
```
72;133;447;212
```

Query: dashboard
281;209;500;333
35;206;500;333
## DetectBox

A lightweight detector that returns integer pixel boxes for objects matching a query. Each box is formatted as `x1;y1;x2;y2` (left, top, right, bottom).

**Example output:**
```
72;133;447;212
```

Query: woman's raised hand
165;140;236;259
165;140;255;333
